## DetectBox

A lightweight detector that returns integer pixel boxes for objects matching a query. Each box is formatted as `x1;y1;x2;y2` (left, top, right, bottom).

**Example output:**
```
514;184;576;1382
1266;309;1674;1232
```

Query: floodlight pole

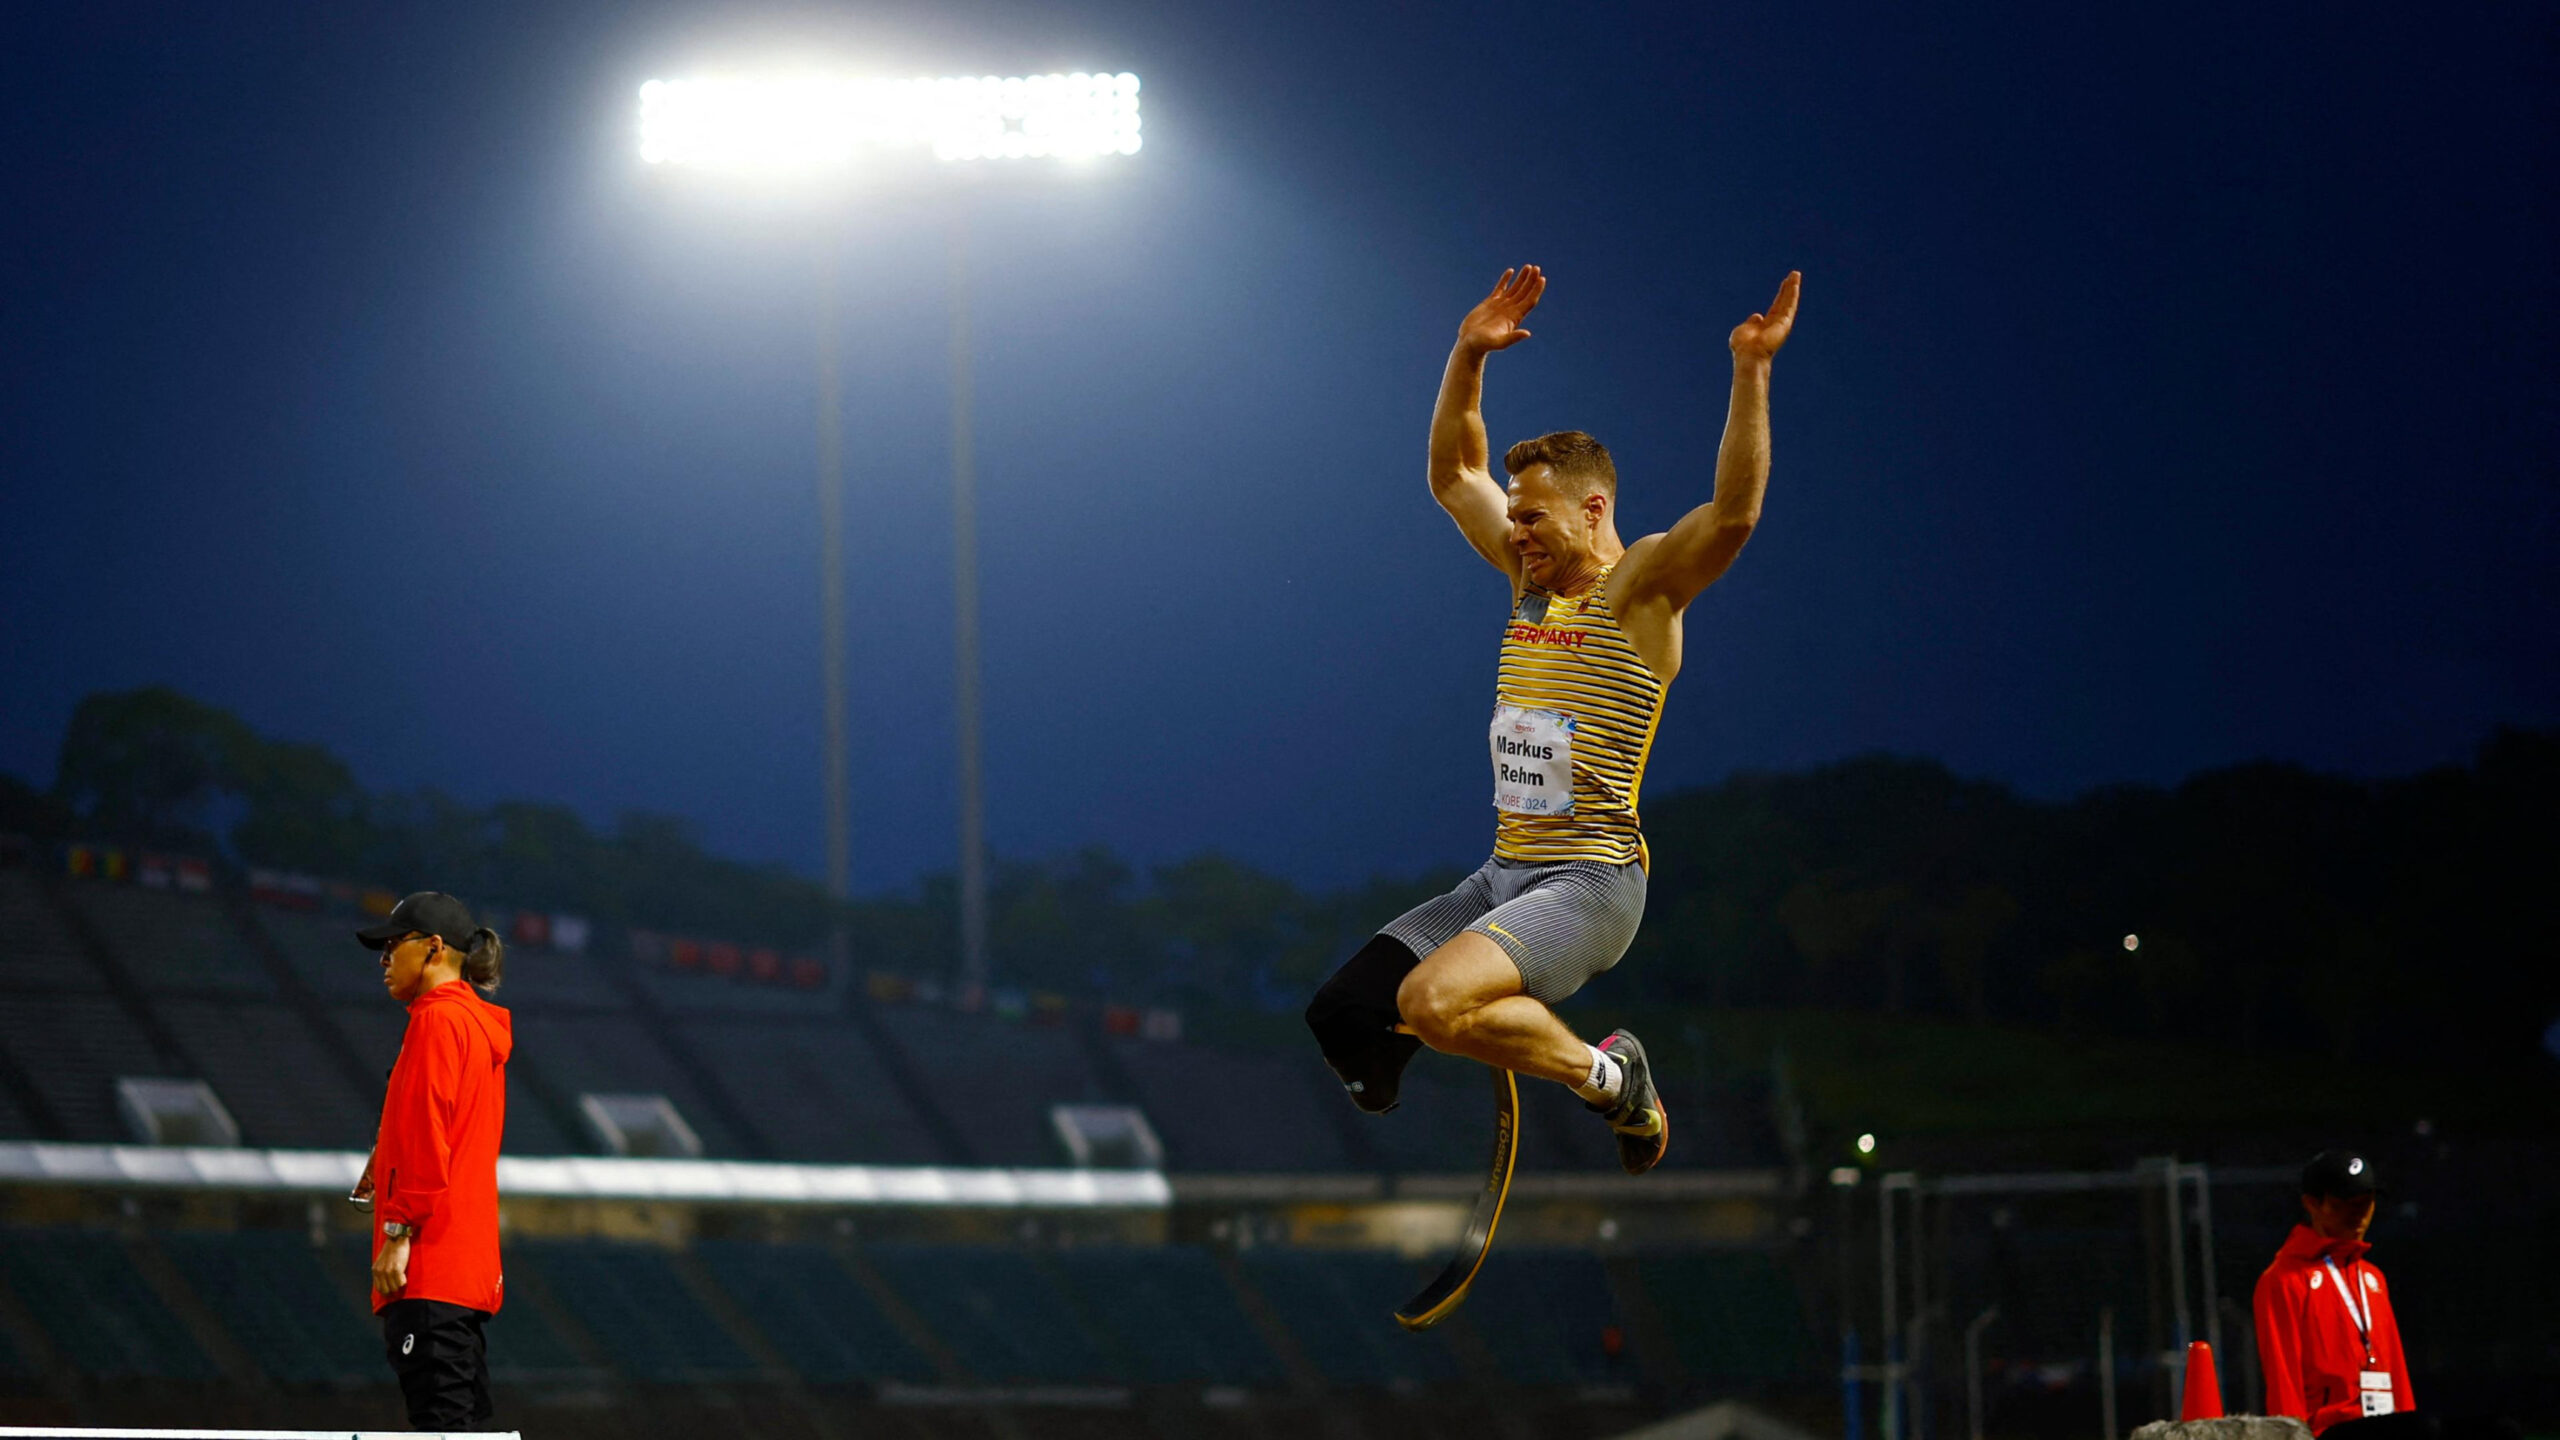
814;243;854;947
638;68;1141;986
948;211;989;991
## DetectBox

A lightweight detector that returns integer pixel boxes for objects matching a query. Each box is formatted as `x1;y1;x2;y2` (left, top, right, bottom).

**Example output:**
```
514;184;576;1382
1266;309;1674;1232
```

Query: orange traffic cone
2179;1341;2223;1421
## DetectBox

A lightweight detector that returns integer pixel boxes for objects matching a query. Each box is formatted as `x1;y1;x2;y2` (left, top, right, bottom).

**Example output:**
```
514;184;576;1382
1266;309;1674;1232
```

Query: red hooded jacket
2253;1223;2411;1433
372;979;511;1315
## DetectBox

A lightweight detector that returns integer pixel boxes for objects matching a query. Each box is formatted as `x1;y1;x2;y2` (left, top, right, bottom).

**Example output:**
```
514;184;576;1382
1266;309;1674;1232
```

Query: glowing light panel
639;71;1143;172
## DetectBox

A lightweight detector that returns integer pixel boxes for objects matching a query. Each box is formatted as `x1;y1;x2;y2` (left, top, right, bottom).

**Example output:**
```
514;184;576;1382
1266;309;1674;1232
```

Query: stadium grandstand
14;840;2533;1440
0;844;1822;1439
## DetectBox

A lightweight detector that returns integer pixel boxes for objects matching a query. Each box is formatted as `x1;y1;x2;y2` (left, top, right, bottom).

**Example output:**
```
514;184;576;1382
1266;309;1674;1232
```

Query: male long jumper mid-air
1306;264;1799;1327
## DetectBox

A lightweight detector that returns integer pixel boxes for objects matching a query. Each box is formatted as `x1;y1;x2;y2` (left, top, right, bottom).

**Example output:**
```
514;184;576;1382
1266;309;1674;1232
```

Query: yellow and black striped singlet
1493;564;1667;867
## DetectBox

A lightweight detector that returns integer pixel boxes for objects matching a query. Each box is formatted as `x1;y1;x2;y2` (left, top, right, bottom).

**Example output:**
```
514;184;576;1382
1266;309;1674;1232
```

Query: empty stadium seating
1050;1245;1285;1386
156;1229;377;1386
0;860;1827;1440
1454;1249;1628;1387
678;1018;944;1165
324;1002;407;1088
0;1228;221;1381
0;870;107;992
486;945;630;1014
694;1239;936;1385
491;1089;582;1158
0;992;182;1141
0;865;1788;1183
511;1241;758;1382
865;1245;1110;1384
878;1010;1114;1167
59;886;272;998
269;914;628;1014
0;1213;1822;1416
1109;1039;1353;1172
479;1283;598;1383
150;1229;604;1387
638;962;832;1017
1237;1249;1465;1386
507;1012;741;1157
1351;1052;1504;1174
257;908;407;1006
154;999;377;1150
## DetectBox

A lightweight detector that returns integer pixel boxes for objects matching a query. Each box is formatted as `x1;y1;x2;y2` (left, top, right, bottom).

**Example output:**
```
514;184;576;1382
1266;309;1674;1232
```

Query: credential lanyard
2322;1258;2373;1361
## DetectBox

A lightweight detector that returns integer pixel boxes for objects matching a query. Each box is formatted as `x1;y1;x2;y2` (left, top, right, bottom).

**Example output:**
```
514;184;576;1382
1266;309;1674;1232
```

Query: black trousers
380;1297;496;1431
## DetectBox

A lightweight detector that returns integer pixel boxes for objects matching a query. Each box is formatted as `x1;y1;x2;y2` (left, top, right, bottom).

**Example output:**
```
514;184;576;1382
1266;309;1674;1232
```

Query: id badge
1490;705;1576;815
2359;1372;2394;1417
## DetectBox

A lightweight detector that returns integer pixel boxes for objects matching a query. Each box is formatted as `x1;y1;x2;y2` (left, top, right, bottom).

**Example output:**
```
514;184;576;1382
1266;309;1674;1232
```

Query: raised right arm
1429;266;1545;581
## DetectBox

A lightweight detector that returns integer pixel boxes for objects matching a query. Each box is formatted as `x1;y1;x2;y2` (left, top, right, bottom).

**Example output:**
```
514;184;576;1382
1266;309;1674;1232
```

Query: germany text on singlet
1489;563;1666;867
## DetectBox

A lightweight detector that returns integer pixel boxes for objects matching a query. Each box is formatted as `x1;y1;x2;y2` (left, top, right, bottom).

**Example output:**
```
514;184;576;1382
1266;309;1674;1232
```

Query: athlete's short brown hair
1503;430;1617;498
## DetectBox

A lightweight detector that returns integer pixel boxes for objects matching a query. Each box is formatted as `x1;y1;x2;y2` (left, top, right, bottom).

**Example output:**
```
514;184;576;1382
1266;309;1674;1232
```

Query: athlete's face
380;933;443;1002
1506;465;1605;588
2304;1192;2376;1242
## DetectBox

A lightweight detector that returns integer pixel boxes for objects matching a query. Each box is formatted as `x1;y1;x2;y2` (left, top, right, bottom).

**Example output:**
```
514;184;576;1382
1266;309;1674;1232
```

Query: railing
0;1140;1171;1208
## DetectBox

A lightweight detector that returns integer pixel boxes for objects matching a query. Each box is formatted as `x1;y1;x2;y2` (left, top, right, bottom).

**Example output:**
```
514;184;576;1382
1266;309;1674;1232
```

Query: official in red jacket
356;891;513;1433
2254;1149;2412;1436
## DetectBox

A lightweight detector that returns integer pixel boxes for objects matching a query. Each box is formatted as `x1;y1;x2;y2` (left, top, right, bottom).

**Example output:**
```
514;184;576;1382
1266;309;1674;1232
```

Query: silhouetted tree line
1626;738;2557;1073
5;688;2553;1072
2;688;844;945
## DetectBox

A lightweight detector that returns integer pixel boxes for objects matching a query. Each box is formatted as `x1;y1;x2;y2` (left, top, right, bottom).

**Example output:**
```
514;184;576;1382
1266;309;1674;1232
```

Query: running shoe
1591;1029;1668;1175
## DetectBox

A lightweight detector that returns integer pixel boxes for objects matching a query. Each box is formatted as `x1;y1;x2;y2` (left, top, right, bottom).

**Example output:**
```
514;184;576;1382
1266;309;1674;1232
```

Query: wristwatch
382;1221;416;1241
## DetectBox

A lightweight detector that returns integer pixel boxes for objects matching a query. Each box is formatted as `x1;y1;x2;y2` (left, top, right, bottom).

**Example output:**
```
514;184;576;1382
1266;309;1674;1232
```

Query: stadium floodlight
638;71;1142;173
640;64;1144;994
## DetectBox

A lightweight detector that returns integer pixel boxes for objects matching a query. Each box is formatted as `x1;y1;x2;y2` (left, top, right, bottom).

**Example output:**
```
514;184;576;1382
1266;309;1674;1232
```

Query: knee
1395;968;1473;1052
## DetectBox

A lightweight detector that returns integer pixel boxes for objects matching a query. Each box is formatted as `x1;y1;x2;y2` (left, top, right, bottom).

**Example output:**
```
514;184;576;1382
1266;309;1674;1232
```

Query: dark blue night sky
3;2;2552;891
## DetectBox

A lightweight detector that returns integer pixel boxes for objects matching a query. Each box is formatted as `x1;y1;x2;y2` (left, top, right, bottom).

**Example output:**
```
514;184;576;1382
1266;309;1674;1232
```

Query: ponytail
461;927;505;993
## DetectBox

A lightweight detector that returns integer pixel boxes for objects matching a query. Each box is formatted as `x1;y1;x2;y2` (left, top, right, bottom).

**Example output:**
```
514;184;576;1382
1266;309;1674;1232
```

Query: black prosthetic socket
1306;935;1424;1114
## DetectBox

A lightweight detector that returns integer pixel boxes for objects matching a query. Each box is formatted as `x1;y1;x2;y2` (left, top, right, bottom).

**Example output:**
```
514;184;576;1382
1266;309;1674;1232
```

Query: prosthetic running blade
1393;1064;1520;1331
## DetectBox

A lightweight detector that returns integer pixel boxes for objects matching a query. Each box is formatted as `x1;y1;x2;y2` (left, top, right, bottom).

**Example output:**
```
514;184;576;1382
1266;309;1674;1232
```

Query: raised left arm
1625;272;1799;610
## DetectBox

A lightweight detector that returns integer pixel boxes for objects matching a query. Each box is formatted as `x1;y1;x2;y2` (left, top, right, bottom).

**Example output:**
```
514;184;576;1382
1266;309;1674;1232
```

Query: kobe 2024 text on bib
1491;704;1575;816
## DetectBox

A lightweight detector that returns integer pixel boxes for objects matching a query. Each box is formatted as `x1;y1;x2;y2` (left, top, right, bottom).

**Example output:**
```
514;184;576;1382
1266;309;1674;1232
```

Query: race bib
2359;1373;2394;1417
1491;705;1575;815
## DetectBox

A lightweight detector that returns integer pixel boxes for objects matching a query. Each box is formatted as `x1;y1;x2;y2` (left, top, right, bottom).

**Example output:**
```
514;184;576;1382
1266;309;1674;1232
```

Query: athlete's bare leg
1395;932;1591;1088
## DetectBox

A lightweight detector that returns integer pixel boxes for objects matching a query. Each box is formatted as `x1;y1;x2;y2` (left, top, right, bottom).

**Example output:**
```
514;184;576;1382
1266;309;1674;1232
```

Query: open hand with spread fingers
1458;264;1546;356
1729;271;1801;363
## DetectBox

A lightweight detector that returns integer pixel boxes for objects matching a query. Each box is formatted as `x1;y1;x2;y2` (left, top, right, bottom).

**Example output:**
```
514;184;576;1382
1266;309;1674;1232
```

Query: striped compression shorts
1379;855;1647;1004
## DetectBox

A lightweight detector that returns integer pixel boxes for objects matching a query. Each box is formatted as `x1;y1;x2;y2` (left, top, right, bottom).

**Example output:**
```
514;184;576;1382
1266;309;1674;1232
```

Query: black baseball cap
355;892;479;951
2302;1148;2381;1199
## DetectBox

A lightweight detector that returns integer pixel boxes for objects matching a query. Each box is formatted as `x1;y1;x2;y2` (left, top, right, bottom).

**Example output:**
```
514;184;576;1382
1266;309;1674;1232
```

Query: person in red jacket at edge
2256;1149;2413;1438
350;891;512;1434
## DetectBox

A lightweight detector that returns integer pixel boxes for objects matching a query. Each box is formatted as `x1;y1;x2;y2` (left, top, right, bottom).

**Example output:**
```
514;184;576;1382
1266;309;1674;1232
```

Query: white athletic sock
1571;1044;1624;1105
